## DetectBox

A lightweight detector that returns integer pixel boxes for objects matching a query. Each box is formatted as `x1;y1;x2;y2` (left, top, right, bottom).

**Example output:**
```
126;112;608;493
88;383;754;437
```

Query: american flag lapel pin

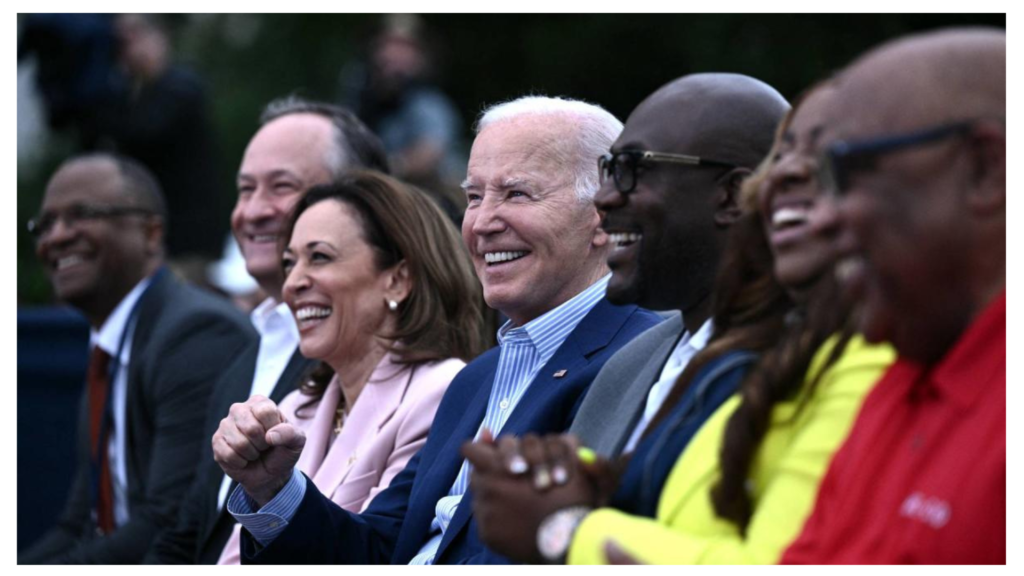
553;369;567;378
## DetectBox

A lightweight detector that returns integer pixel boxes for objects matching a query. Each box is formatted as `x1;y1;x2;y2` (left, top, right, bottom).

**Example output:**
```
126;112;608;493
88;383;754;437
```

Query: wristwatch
536;506;593;564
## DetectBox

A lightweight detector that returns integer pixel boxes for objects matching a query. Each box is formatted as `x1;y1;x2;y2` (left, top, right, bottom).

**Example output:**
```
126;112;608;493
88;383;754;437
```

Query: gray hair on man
260;95;391;178
475;96;623;203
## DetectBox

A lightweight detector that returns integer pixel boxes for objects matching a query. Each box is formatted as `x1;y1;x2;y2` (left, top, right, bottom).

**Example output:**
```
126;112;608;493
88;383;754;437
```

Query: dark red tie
87;346;115;534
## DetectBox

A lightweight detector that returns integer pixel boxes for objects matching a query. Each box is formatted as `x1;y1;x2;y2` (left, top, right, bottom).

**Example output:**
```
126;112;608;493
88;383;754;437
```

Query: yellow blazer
569;336;894;565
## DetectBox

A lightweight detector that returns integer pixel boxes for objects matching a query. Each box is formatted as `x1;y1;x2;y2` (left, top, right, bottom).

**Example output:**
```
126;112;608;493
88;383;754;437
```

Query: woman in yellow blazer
569;336;892;564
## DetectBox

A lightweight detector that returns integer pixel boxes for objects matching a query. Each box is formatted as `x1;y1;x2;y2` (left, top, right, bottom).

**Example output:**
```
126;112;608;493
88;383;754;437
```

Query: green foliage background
17;13;1006;305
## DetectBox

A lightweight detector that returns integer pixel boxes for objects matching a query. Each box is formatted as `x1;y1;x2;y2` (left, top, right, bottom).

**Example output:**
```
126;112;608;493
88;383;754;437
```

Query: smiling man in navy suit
211;95;663;564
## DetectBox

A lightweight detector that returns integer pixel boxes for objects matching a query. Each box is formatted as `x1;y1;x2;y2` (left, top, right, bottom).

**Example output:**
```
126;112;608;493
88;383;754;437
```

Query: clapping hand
462;431;625;563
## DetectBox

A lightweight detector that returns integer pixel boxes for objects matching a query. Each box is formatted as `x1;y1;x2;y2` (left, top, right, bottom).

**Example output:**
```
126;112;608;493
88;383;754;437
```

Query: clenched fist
212;395;306;507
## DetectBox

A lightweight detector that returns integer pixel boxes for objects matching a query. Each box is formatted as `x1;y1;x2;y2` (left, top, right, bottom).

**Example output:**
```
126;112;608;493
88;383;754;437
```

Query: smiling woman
215;170;488;564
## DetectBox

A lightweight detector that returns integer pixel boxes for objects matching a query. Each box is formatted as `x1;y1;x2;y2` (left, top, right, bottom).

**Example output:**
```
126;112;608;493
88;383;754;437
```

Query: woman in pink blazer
218;172;488;564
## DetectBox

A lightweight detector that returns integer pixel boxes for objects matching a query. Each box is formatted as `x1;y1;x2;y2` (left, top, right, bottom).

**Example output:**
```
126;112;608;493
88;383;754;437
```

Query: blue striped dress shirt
227;467;306;546
409;274;610;564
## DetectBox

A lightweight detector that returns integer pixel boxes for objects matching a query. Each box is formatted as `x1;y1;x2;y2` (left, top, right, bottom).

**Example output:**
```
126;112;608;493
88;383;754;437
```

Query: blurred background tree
17;13;1005;305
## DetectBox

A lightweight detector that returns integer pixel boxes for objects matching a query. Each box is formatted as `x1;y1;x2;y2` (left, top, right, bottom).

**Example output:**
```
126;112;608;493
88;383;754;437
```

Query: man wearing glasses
19;154;255;564
571;73;788;460
782;28;1005;564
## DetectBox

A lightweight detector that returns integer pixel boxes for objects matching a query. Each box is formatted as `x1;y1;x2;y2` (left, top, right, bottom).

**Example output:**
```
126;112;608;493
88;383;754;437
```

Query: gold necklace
333;406;347;435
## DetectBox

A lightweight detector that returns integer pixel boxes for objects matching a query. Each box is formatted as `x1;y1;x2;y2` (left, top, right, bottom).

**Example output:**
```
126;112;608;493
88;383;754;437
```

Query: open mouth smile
607;232;642;249
484;250;529;266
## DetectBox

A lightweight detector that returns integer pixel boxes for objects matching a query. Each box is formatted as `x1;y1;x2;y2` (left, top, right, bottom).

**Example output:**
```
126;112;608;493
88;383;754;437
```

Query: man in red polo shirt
781;27;1005;564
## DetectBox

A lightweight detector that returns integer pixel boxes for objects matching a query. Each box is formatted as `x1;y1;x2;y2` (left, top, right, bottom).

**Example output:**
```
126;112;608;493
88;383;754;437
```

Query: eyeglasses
598;150;736;194
818;121;975;197
28;204;154;238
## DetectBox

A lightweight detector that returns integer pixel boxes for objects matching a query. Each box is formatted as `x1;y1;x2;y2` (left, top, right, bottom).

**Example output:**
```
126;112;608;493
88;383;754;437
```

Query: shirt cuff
226;468;306;546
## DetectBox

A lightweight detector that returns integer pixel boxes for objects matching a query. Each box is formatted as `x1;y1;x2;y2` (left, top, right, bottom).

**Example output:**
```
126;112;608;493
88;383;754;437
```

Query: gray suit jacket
569;311;682;458
143;342;314;564
19;271;256;564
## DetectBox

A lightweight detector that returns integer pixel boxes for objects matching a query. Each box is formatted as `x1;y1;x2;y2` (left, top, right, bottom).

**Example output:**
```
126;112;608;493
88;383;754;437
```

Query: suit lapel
608;320;684;455
200;342;260;548
435;299;636;560
393;359;494;563
496;298;637;436
314;357;413;498
269;348;314;404
123;271;175;501
417;362;493;504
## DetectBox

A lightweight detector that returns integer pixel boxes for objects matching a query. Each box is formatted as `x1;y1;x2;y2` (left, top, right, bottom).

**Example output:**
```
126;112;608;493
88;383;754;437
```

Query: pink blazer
217;353;465;564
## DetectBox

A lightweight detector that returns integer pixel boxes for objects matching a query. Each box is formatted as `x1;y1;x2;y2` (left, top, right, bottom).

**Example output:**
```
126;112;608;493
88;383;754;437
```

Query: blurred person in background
19;153;253;564
87;13;223;278
341;14;466;225
18;14;122;140
216;171;488;563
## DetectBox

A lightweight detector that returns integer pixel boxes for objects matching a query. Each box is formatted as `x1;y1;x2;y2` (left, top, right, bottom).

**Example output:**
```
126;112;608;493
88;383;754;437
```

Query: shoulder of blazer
438;346;500;399
130;272;254;361
565;299;664;358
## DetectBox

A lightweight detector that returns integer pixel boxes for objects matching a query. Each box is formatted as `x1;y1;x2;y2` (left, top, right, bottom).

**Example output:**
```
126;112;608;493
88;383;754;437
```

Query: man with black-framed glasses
782;28;1005;564
573;72;788;459
19;153;254;564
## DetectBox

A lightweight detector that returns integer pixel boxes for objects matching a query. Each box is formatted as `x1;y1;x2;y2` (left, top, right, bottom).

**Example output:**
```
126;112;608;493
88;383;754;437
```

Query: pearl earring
387;299;398;311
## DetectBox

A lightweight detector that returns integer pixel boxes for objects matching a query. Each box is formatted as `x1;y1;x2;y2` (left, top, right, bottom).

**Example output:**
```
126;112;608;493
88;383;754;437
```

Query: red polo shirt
782;292;1005;564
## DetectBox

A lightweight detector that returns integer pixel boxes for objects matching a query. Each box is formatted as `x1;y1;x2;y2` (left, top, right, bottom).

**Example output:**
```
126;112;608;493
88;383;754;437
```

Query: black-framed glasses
598;150;736;194
818;121;975;197
28;204;155;238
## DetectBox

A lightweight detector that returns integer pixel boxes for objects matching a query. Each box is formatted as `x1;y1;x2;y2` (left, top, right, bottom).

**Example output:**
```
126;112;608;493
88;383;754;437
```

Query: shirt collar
927;290;1005;409
250;297;297;338
496;274;611;363
680;317;714;351
90;275;155;362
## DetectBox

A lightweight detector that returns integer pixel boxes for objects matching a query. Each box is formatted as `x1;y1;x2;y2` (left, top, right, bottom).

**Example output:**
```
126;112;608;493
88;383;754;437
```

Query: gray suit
569;312;682;458
19;271;256;564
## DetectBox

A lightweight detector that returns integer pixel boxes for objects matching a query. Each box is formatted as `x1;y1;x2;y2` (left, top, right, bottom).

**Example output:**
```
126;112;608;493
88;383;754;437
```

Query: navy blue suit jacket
240;298;662;564
610;350;756;518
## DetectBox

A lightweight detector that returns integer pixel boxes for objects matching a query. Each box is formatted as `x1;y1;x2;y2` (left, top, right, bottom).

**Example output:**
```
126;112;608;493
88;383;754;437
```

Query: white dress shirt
89;276;154;527
216;297;300;510
621;318;714;454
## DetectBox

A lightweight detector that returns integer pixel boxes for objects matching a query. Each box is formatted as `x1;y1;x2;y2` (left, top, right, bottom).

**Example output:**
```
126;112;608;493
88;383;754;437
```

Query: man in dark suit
143;96;391;564
570;74;790;458
18;153;254;564
211;95;663;564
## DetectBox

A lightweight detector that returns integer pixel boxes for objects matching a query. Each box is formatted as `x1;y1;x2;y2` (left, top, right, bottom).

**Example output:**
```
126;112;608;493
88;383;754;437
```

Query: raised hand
212;395;306;507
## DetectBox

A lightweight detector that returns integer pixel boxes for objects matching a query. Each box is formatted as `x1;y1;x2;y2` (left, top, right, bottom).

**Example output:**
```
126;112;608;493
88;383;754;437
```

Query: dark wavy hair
643;80;856;535
281;170;488;405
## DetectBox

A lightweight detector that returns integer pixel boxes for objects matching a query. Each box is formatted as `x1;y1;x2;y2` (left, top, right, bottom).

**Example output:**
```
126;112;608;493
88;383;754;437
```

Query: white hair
475;96;623;203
